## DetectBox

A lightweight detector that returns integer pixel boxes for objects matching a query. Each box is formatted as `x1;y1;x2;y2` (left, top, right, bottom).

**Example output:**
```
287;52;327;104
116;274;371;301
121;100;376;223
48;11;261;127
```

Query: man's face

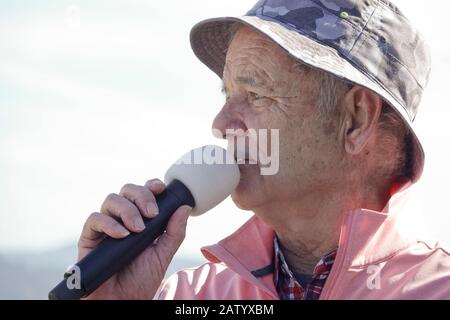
213;26;345;217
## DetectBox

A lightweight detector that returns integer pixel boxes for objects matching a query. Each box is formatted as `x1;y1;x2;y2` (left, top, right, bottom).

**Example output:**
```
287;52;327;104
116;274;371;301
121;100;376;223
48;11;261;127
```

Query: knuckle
121;184;153;207
119;183;135;195
101;193;121;212
105;192;119;203
86;212;100;225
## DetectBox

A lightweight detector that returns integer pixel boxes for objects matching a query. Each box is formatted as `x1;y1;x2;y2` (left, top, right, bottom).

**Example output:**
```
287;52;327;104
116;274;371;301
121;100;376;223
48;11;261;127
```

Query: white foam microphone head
164;145;240;216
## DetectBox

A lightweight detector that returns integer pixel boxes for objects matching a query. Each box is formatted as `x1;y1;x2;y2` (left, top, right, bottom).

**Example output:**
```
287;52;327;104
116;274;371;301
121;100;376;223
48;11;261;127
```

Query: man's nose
212;98;248;139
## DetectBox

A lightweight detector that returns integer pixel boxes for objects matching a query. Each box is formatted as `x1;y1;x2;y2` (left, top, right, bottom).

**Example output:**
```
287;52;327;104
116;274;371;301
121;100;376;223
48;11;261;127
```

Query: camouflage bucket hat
190;0;431;183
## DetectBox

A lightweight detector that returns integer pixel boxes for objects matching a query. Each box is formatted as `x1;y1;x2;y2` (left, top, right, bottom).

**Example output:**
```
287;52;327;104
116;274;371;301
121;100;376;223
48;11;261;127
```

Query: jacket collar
343;184;418;268
201;214;278;297
201;185;419;295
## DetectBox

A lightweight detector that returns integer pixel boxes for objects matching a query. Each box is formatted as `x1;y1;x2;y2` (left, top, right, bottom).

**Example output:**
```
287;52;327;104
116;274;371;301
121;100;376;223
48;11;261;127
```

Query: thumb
156;205;191;256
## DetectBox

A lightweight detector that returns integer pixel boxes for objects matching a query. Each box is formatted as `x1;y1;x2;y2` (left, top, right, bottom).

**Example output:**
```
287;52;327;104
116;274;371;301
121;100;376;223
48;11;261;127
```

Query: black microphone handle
48;179;195;300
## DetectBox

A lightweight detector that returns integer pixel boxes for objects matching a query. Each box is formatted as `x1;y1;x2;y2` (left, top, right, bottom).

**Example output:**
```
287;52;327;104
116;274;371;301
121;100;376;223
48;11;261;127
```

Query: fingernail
147;202;159;216
121;229;130;237
183;206;192;215
134;218;145;231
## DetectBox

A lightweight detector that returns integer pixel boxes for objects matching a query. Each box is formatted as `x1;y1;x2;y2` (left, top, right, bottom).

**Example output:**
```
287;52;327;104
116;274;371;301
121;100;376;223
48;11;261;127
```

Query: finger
100;193;145;232
156;205;191;255
144;179;166;194
120;183;159;218
78;213;130;261
79;212;130;244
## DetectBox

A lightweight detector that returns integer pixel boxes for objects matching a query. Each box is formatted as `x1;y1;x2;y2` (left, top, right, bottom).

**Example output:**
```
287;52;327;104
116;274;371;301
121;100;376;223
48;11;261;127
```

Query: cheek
241;105;336;167
280;118;337;170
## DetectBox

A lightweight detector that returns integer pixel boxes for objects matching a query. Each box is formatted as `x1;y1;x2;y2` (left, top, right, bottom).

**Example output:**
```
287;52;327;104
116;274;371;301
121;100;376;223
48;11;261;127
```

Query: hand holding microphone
48;146;239;300
75;179;191;300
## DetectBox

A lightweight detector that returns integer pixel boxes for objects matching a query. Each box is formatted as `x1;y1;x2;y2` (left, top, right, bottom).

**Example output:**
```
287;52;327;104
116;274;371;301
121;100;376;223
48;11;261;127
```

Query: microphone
48;145;239;300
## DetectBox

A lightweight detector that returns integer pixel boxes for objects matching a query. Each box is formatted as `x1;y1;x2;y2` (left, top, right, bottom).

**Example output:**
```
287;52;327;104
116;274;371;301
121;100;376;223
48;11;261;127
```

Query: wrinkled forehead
226;25;279;62
224;25;308;80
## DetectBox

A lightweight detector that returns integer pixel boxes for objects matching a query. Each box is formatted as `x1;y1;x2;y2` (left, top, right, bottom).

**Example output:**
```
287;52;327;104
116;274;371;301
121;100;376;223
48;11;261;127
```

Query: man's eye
249;92;264;100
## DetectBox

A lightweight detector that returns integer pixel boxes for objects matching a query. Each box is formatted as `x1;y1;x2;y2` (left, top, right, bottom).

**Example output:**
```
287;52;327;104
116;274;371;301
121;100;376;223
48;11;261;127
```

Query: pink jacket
156;188;450;300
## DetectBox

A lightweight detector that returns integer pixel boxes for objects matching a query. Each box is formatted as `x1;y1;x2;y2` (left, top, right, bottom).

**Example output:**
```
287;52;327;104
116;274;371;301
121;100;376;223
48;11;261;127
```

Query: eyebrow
236;75;260;87
221;73;266;94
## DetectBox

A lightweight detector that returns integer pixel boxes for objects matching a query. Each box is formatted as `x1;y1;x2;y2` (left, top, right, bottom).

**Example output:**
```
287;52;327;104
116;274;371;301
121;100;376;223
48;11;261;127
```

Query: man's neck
254;186;389;275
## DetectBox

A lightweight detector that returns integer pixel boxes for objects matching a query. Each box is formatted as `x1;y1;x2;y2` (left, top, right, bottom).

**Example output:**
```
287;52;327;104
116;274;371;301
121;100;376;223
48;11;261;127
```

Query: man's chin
230;192;253;211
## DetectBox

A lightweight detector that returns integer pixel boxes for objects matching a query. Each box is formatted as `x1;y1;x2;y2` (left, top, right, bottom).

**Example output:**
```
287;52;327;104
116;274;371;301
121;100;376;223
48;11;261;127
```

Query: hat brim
190;15;425;183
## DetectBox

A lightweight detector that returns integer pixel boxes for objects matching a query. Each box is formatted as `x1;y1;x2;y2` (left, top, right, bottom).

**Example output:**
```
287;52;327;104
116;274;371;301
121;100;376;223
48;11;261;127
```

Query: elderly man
78;0;450;299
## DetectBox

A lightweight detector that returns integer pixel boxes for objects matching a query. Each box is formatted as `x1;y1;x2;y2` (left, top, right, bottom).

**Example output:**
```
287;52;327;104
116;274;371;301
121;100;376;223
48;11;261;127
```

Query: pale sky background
0;0;449;263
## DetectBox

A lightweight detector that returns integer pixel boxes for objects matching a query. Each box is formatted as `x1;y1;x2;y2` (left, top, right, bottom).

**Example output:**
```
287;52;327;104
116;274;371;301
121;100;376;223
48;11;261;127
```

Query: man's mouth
227;137;259;166
235;156;247;164
235;157;259;168
234;154;257;165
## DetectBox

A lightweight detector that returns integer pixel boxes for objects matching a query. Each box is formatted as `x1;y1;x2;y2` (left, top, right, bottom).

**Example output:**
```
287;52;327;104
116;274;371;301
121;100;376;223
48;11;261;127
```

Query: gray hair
377;102;415;180
313;68;414;181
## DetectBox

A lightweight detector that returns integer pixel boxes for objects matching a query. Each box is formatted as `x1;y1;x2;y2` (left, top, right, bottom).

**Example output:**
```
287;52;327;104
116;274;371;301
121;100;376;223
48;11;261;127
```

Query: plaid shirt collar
273;237;337;300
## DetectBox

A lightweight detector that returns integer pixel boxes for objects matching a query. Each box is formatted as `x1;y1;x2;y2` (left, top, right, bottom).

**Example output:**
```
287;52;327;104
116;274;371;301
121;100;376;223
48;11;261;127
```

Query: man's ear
342;87;383;155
